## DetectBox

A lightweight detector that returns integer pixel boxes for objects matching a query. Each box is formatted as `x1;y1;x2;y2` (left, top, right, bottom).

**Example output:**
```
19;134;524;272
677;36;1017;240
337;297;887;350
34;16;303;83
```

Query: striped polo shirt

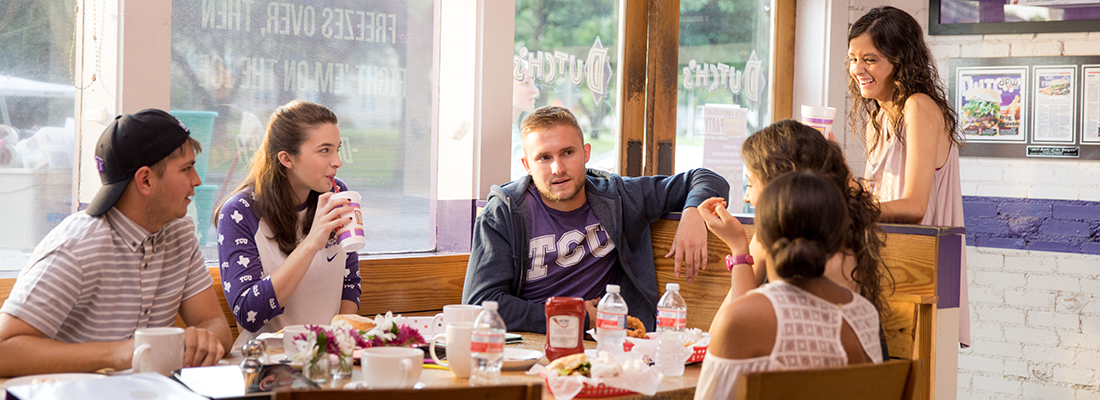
0;208;212;343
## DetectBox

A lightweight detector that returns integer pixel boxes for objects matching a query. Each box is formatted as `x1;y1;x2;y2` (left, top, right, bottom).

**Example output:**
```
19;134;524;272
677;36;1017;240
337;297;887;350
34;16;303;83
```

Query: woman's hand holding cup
301;192;350;253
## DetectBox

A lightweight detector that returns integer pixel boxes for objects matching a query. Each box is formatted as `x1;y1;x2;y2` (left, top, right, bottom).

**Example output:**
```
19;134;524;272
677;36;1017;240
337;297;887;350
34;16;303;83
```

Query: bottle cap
606;284;620;294
482;301;498;311
666;283;680;292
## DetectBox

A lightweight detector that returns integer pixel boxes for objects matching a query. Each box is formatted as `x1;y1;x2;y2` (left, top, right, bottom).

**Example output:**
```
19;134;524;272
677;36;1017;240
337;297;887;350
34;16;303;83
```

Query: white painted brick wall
959;157;1100;201
961;247;1100;399
840;1;1100;399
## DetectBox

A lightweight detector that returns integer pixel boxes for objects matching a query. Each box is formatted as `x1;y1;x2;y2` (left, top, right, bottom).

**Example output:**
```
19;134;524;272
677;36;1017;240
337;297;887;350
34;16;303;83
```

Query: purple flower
395;324;426;346
350;329;371;348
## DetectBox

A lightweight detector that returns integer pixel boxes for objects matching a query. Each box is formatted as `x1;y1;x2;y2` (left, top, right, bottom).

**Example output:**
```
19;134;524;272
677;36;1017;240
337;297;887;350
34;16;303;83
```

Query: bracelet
726;254;754;271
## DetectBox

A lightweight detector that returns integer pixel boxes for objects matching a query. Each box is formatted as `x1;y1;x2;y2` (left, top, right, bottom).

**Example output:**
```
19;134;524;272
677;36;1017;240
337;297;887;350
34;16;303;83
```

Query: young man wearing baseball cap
0;109;233;377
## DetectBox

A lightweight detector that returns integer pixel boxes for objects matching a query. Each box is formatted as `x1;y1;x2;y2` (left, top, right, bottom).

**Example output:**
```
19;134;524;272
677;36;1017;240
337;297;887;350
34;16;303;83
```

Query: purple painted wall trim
964;196;1100;255
938;235;962;308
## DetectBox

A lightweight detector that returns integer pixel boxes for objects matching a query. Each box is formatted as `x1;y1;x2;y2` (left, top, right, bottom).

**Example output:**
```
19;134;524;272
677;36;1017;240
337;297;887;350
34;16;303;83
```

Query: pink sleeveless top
865;114;970;347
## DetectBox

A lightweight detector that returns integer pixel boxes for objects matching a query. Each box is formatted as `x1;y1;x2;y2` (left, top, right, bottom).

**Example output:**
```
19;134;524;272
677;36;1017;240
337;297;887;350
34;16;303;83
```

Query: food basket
542;375;634;398
687;345;707;363
622;337;708;364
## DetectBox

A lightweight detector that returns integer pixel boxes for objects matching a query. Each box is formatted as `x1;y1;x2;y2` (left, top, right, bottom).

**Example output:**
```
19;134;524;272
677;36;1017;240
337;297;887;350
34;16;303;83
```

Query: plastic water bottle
595;284;628;356
470;301;506;385
656;283;688;376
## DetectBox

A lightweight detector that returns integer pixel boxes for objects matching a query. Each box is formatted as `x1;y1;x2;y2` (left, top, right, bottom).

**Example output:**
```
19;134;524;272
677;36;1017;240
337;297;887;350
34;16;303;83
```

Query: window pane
0;1;77;273
512;0;621;179
170;0;438;258
675;0;774;212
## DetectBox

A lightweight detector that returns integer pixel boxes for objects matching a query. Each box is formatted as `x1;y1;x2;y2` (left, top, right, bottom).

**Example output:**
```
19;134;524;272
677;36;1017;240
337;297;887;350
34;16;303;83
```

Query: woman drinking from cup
216;100;361;347
847;6;967;346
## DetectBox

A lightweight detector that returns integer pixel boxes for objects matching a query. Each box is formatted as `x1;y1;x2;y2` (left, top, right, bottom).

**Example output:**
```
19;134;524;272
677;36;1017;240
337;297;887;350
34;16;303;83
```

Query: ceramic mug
360;347;423;389
282;325;311;359
429;322;473;378
132;327;185;376
430;304;482;336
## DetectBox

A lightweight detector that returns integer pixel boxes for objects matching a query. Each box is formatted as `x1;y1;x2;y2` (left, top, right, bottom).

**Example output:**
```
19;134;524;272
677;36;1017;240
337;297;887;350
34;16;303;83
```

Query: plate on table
268;353;303;368
3;373;104;388
502;348;543;370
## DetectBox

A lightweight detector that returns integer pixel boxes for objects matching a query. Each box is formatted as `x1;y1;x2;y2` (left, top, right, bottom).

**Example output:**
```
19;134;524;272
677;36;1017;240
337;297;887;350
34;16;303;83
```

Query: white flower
332;327;357;356
367;311;399;341
291;331;319;364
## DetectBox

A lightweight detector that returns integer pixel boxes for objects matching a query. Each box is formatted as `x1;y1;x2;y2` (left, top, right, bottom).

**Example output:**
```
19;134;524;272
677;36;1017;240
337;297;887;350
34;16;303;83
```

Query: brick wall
965;196;1100;255
842;1;1100;399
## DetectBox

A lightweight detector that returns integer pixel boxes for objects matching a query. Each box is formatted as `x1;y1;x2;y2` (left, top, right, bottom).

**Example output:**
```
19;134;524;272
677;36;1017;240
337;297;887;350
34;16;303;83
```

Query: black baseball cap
86;109;191;216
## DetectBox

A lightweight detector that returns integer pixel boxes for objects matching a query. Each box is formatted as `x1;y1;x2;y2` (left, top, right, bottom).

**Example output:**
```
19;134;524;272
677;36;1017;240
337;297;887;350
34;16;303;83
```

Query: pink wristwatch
726;254;754;271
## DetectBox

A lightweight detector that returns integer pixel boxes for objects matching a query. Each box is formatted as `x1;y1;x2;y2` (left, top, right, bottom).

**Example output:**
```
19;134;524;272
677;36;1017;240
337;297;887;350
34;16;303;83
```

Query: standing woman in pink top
846;6;968;346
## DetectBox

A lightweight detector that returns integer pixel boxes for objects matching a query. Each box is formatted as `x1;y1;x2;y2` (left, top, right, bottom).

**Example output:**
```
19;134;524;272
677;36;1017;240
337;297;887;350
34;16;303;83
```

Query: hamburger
546;353;591;377
1039;79;1069;96
961;87;1003;132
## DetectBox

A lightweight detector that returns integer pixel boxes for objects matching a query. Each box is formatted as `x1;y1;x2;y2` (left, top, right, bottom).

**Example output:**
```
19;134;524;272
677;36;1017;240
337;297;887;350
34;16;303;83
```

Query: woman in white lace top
694;171;884;400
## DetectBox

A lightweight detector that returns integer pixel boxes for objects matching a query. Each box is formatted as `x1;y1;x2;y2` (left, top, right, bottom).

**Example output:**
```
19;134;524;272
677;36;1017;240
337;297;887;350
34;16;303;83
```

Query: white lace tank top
693;281;883;400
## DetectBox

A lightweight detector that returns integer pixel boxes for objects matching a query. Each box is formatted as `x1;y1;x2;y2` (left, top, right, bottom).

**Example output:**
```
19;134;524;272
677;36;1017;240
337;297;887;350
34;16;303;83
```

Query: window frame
65;0;795;263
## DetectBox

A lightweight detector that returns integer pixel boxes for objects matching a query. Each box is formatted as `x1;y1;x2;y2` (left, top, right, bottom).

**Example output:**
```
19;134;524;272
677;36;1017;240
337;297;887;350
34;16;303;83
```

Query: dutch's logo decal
95;156;105;173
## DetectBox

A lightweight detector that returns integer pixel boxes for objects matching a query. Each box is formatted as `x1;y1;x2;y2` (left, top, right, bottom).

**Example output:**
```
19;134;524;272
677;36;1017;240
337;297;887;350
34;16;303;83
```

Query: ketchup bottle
545;297;586;361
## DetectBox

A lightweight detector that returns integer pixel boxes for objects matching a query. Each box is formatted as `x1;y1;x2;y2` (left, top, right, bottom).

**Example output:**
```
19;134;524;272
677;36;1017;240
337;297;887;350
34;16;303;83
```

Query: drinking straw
331;177;339;193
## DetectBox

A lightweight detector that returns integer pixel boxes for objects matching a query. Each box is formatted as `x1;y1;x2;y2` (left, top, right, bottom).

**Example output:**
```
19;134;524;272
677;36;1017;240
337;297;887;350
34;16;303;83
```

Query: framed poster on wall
930;0;1100;35
956;67;1027;142
950;56;1100;160
1032;66;1076;144
1083;66;1100;144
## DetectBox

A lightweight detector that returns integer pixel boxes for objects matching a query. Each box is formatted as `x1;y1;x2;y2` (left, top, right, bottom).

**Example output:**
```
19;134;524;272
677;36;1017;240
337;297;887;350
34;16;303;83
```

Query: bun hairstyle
755;171;850;280
743;120;890;312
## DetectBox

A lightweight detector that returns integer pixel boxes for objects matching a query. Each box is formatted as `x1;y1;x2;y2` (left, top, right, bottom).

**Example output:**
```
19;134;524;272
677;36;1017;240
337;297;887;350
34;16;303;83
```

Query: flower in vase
343;311;425;348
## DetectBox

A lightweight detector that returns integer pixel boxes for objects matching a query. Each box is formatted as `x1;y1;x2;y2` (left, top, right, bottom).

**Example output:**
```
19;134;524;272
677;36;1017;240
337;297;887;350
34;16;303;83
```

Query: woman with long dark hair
740;120;889;324
847;6;967;346
694;171;883;400
215;100;361;346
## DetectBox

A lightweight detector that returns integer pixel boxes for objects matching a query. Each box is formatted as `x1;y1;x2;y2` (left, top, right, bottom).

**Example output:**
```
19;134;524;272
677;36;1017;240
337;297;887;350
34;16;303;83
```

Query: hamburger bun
546;353;588;375
331;314;377;332
965;87;1002;104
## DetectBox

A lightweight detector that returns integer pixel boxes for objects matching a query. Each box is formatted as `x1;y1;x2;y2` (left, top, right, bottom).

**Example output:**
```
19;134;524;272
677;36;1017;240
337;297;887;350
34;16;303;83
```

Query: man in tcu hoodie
462;106;729;334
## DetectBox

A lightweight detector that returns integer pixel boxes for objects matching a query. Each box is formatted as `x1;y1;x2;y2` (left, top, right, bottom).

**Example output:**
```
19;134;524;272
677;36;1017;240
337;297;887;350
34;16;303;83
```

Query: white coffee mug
132;327;185;376
430;304;482;336
360;347;423;389
282;325;311;359
429;322;473;378
330;191;365;252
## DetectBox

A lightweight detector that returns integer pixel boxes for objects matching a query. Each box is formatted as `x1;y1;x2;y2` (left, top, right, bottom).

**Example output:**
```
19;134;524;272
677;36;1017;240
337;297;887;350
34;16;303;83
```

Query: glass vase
330;352;354;380
304;356;331;384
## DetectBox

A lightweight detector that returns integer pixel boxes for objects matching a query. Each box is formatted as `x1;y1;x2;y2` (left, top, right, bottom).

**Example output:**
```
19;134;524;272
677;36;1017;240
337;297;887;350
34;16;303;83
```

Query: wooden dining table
290;332;702;400
0;332;702;400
